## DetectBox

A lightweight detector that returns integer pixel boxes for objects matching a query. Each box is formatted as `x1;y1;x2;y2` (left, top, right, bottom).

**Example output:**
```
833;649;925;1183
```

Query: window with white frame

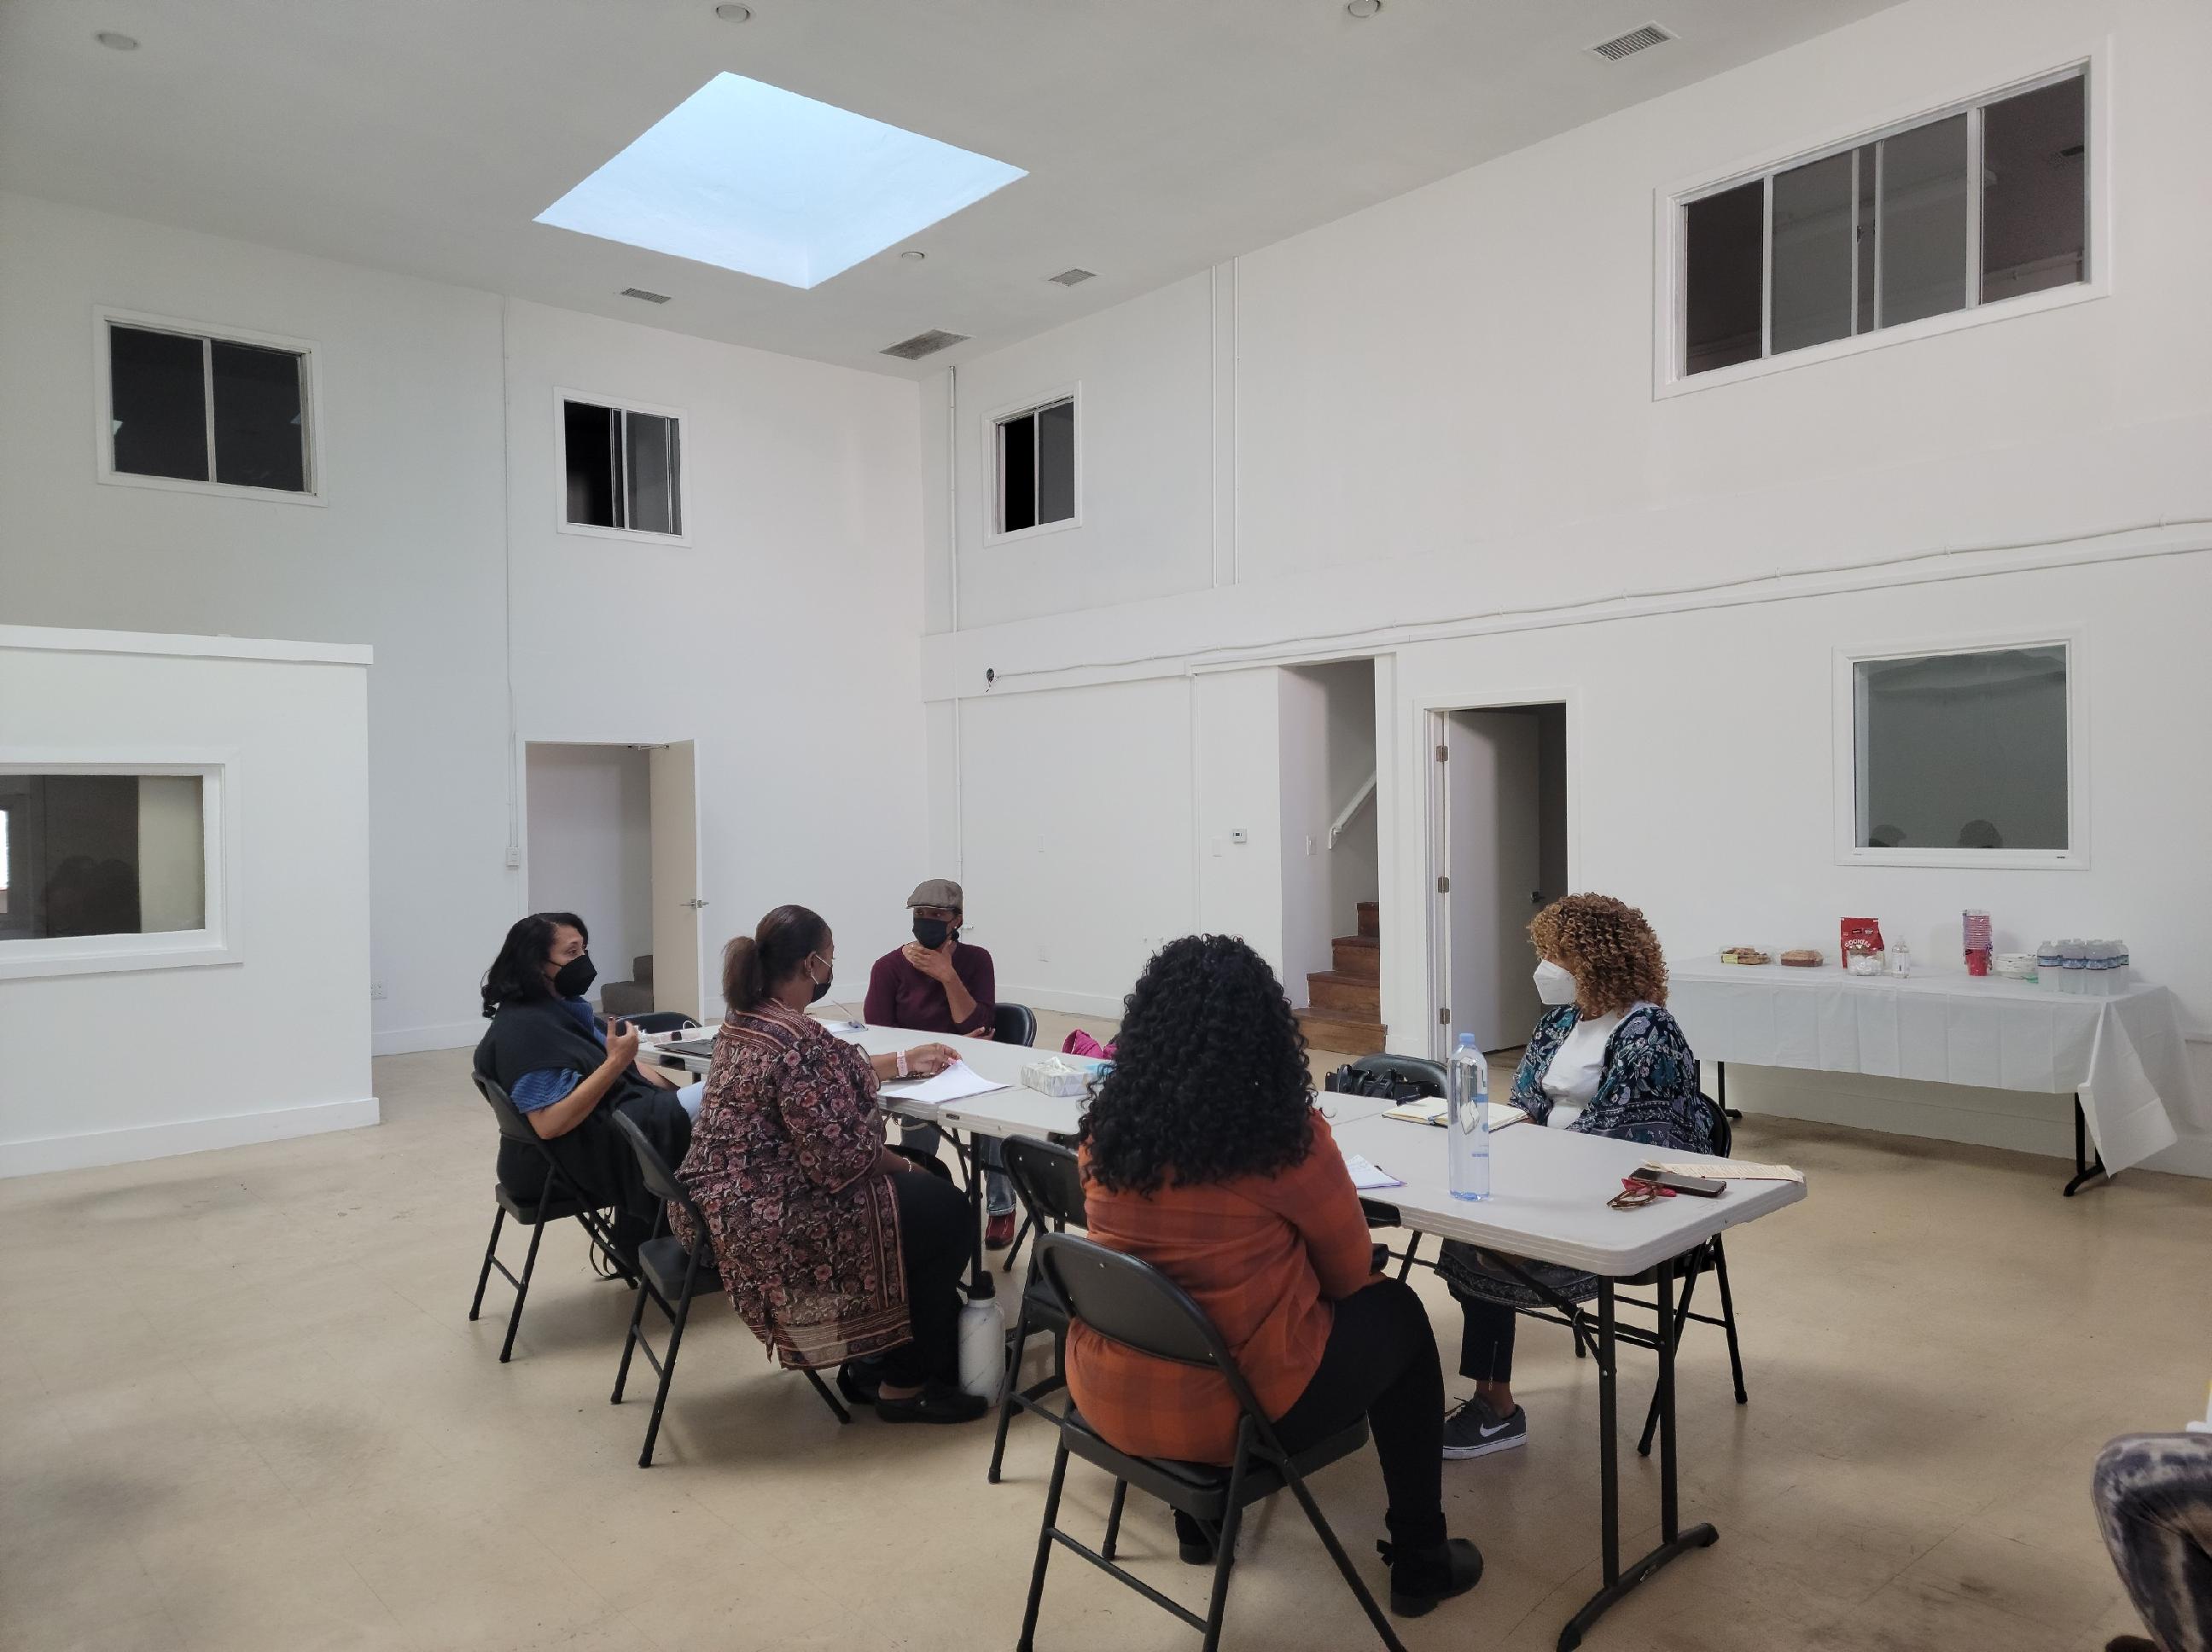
1679;69;2087;377
103;317;313;493
995;395;1075;535
1842;641;2075;864
562;396;684;538
0;770;212;951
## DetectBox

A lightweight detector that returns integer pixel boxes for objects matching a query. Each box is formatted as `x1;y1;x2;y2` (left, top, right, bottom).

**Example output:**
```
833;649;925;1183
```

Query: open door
1441;711;1544;1054
648;740;704;1020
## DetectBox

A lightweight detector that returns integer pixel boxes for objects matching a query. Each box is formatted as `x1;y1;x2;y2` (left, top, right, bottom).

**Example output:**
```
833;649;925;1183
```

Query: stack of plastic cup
1963;910;1993;977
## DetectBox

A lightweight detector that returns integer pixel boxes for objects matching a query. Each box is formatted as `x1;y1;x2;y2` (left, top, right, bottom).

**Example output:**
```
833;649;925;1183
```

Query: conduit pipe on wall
975;515;2212;695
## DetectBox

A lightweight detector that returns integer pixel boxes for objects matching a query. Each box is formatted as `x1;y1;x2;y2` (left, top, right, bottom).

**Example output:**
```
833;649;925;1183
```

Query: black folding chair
1017;1235;1406;1652
987;1137;1086;1483
1336;1054;1449;1281
608;1112;850;1466
466;1073;622;1363
1447;1093;1749;1457
992;1002;1039;1047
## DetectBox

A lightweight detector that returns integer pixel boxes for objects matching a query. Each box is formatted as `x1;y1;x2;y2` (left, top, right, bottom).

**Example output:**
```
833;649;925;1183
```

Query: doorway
1428;703;1568;1059
521;740;704;1020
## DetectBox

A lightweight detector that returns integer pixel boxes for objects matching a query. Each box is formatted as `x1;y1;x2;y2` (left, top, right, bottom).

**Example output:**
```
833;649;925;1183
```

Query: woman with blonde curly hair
1437;893;1712;1461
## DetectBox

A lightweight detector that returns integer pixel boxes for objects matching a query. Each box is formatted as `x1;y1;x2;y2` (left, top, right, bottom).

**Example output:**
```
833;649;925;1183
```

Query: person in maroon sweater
864;878;1017;1245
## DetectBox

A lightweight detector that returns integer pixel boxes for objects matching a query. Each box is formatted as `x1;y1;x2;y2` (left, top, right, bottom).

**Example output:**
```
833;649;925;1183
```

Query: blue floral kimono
1439;1000;1712;1306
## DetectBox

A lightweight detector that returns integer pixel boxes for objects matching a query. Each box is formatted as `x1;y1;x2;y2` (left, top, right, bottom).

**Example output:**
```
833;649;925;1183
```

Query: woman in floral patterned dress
675;904;988;1424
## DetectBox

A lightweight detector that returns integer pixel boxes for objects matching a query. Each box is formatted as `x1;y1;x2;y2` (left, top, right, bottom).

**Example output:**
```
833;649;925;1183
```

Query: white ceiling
0;0;1901;377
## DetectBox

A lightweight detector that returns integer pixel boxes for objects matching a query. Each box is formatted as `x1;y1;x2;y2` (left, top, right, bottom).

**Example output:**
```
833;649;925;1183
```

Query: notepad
1379;1097;1527;1131
879;1060;1008;1106
1342;1154;1404;1190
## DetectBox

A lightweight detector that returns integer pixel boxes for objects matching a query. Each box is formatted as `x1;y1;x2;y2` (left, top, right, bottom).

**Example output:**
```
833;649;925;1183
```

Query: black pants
882;1166;973;1387
1264;1277;1448;1549
495;1090;691;1266
1458;1297;1516;1384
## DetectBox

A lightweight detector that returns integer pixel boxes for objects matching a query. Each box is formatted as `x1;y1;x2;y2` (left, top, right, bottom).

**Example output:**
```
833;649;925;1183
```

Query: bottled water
1448;1033;1491;1202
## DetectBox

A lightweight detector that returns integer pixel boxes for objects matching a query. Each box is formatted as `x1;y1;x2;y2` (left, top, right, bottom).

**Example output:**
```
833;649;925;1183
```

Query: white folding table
1334;1111;1806;1651
1668;962;2197;1195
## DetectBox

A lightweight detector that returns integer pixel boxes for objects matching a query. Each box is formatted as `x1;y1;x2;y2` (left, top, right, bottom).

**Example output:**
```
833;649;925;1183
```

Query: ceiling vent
1589;22;1674;61
881;329;971;361
1048;268;1097;287
619;287;672;304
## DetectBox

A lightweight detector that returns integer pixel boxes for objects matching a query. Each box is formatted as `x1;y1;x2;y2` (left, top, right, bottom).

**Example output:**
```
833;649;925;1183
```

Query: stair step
1296;1009;1388;1057
1306;971;1380;1017
1331;934;1379;980
1356;900;1379;940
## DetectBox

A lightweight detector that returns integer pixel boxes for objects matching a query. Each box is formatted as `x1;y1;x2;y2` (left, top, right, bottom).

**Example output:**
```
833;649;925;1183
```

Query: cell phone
1655;1171;1726;1197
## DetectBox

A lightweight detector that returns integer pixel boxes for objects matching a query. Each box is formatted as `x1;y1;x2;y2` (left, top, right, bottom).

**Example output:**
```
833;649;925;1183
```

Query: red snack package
1840;917;1885;970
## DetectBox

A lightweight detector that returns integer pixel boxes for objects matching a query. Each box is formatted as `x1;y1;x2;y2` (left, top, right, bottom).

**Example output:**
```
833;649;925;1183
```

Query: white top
1540;1009;1623;1129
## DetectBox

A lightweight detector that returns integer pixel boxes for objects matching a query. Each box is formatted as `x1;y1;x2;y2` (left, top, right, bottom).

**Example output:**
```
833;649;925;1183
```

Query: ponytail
725;904;830;1010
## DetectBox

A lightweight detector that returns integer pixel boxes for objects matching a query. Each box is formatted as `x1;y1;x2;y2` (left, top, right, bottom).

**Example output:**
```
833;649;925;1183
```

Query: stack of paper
880;1060;1008;1107
1342;1154;1404;1190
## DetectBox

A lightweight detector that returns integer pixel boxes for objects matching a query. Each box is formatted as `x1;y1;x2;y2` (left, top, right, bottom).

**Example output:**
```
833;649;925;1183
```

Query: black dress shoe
875;1381;990;1424
1379;1538;1483;1617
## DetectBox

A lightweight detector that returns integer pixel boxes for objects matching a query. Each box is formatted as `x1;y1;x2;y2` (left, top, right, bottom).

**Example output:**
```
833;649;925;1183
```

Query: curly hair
1530;893;1668;1016
1079;934;1316;1195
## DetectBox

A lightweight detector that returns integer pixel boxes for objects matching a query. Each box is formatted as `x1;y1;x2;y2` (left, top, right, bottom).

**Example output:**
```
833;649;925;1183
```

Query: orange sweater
1065;1113;1373;1464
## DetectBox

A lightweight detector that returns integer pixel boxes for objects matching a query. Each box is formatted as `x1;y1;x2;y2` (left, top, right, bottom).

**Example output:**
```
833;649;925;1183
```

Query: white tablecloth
1668;962;2195;1174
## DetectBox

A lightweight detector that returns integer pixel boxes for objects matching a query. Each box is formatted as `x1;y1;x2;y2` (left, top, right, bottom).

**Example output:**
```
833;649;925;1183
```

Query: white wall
0;192;928;1061
0;630;374;1175
918;0;2212;1173
524;743;651;992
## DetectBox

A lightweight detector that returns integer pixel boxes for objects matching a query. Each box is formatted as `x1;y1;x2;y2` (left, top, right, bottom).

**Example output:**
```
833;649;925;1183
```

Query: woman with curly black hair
1440;893;1712;1462
1066;934;1482;1620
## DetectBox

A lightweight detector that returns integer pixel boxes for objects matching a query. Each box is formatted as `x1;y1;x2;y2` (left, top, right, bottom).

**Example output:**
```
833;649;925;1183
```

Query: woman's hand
874;1147;916;1177
604;1017;642;1072
904;1043;958;1078
902;940;958;984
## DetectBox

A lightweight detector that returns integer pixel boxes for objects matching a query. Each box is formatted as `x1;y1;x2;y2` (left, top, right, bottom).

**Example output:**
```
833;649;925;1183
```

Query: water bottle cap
1456;1033;1476;1047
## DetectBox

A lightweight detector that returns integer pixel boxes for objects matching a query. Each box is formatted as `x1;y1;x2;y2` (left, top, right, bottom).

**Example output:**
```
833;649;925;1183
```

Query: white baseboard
372;1019;482;1056
997;984;1129;1020
0;1095;381;1178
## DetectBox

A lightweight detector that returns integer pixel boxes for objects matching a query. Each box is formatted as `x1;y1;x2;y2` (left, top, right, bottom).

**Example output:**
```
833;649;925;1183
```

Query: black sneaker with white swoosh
1441;1394;1528;1459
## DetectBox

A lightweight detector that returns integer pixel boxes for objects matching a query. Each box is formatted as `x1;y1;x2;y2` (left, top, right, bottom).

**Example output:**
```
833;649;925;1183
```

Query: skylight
535;73;1026;290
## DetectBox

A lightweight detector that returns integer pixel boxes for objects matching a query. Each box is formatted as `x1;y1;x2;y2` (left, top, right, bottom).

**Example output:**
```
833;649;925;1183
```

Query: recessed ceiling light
713;3;752;20
94;30;139;49
900;249;927;261
1344;0;1382;16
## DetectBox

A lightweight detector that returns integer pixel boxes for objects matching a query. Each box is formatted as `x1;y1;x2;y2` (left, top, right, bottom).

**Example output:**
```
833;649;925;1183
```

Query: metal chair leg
1001;1213;1035;1274
611;1273;652;1404
1394;1231;1424;1282
499;1213;548;1362
469;1205;506;1320
1197;1475;1250;1652
1102;1479;1129;1560
988;1300;1035;1484
1712;1236;1748;1405
803;1366;851;1424
1282;1468;1407;1652
1016;1439;1072;1652
1638;1266;1701;1457
637;1288;696;1468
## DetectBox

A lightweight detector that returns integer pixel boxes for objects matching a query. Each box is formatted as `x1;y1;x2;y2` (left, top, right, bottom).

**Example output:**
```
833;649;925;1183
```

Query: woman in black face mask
675;905;981;1422
474;911;696;1271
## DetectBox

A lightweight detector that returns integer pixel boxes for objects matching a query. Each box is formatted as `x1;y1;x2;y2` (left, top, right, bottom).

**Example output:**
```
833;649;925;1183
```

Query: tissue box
1022;1058;1094;1098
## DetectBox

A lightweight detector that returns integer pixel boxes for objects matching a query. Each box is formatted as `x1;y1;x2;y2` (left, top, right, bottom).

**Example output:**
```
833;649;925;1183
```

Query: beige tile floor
3;999;2200;1652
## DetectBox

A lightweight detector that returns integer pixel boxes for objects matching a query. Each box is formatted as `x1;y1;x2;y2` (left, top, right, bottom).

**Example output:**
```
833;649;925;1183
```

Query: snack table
1668;961;2197;1194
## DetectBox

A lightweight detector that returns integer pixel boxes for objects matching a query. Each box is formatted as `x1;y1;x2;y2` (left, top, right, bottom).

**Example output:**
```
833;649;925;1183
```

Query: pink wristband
895;1050;908;1078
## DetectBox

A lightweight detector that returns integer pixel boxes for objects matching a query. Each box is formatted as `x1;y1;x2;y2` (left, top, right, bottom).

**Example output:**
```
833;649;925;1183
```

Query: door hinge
682;899;710;910
1435;743;1449;762
1435;874;1450;893
1438;1007;1451;1025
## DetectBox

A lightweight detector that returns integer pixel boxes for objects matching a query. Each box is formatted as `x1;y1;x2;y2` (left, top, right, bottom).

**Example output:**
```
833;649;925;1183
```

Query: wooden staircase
1296;900;1385;1056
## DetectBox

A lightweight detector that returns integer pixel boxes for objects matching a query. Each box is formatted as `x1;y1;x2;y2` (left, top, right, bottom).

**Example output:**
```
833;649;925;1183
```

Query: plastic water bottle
1448;1033;1491;1202
956;1274;1007;1400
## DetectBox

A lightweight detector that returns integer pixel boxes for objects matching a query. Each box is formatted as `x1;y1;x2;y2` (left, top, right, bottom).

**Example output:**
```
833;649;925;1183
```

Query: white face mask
1533;958;1579;1006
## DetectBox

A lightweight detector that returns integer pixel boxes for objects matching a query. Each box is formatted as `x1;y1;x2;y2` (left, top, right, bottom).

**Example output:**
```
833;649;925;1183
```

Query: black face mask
807;954;834;1003
912;916;954;950
551;954;597;999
